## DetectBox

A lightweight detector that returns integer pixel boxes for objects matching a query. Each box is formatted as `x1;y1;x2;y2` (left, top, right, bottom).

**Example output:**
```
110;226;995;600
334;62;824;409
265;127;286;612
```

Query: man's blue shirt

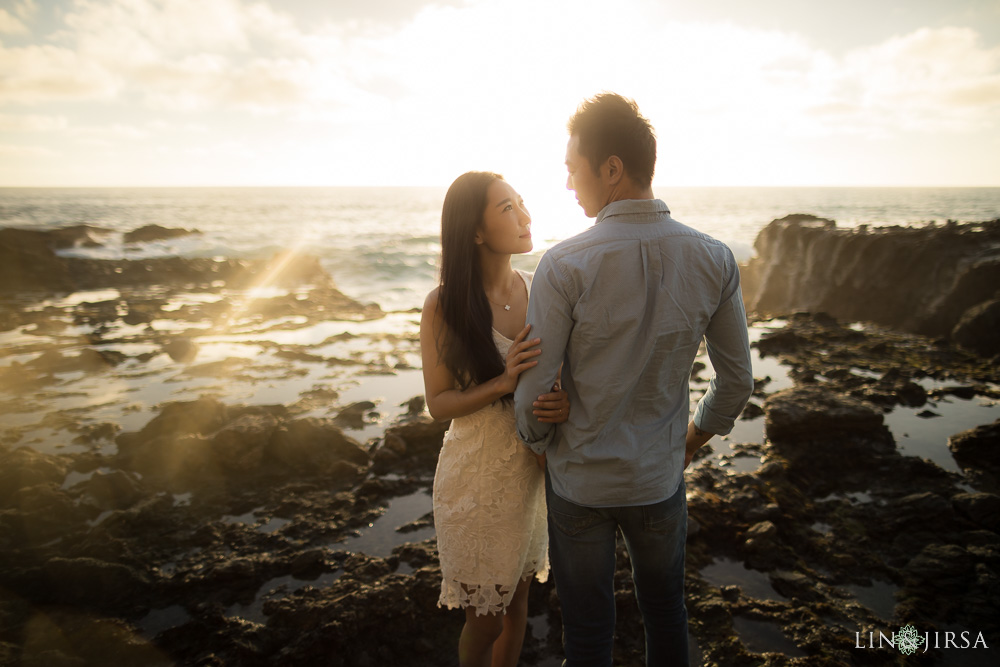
514;198;754;507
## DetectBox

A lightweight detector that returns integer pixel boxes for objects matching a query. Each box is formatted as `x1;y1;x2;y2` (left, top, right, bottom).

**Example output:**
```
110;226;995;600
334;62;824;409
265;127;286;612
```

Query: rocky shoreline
1;220;998;665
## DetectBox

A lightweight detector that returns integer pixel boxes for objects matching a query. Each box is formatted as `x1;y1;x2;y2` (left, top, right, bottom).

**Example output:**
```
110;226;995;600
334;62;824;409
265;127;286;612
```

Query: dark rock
0;225;344;295
162;338;199;363
952;298;1000;357
883;491;954;531
740;401;764;420
210;413;278;473
267;418;369;472
755;330;808;356
71;422;121;444
115;433;211;483
80;470;145;510
123;224;199;244
118;398;229;445
43;557;152;609
747;520;778;539
948;419;1000;475
334;401;377;430
952;492;1000;531
770;570;819;601
290;549;328;578
904;544;974;585
29;348;126;374
402;395;425;417
0;447;67;505
895;381;927;407
764;386;892;455
382;417;449;464
740;216;1000;344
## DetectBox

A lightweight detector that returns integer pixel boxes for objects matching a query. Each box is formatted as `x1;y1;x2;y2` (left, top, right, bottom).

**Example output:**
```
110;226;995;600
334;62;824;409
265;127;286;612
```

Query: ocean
3;186;998;312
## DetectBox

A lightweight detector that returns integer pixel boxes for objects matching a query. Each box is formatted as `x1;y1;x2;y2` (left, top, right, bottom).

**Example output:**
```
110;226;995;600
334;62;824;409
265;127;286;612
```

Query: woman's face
475;179;532;255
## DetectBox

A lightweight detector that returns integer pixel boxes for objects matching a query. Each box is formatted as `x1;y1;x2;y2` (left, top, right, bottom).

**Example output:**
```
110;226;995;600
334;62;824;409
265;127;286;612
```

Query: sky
1;0;999;188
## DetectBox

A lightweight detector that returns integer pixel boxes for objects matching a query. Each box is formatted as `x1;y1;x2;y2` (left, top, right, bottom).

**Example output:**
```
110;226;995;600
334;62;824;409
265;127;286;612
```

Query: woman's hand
496;324;541;395
533;380;569;423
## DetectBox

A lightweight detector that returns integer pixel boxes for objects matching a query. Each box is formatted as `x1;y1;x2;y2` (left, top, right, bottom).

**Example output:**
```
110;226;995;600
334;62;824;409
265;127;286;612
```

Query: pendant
504;305;511;311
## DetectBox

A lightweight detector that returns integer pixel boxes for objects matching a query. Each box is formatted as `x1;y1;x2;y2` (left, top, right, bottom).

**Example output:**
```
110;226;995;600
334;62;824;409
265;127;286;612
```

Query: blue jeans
546;473;689;666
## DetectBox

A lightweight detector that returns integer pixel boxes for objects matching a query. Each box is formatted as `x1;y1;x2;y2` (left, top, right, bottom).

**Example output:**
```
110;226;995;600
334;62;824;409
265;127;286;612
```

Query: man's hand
684;420;715;468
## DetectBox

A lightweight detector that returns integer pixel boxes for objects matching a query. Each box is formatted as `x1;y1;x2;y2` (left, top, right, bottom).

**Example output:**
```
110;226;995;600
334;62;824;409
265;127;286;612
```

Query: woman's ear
473;228;485;245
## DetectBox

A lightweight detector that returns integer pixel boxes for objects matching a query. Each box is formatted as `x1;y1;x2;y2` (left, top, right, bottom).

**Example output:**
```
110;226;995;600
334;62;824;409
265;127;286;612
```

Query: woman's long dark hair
437;171;507;392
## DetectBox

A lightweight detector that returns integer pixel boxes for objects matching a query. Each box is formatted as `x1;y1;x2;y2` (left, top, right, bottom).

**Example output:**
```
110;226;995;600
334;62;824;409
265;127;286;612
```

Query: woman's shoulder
424;286;441;308
421;287;443;324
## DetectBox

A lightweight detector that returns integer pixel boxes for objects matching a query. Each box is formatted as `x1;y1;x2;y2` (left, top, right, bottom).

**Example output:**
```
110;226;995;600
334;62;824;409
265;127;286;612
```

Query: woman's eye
504;204;513;212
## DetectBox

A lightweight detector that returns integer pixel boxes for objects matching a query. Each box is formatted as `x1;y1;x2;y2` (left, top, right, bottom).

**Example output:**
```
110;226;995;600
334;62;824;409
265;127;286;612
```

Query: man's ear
606;155;624;185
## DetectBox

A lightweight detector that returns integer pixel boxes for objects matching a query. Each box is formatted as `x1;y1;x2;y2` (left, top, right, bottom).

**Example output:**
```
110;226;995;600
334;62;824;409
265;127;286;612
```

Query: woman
420;171;568;667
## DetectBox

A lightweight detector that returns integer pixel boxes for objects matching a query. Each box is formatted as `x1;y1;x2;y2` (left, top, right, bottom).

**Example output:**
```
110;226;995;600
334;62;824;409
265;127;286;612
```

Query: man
514;93;754;666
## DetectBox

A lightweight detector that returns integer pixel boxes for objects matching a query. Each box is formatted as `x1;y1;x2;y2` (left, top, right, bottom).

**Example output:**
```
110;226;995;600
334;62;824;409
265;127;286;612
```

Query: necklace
486;273;516;311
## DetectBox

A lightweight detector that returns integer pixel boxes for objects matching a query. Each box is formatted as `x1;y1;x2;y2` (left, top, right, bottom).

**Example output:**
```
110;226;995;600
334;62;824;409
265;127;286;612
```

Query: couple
420;93;754;667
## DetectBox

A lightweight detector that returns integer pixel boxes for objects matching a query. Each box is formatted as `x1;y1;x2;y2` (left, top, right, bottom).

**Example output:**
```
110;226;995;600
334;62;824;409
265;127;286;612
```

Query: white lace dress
433;274;549;616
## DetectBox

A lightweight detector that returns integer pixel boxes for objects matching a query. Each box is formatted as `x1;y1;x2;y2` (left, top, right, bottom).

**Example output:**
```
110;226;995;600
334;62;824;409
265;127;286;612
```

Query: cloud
0;143;59;157
0;9;29;35
0;113;67;131
824;27;1000;134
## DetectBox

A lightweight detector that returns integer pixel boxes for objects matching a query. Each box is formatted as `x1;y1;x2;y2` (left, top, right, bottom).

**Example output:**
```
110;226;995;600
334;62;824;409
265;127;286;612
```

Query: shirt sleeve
514;253;574;455
693;251;755;436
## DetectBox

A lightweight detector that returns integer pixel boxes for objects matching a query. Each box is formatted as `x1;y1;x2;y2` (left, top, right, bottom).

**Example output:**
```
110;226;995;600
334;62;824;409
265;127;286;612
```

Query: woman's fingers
511;324;532;345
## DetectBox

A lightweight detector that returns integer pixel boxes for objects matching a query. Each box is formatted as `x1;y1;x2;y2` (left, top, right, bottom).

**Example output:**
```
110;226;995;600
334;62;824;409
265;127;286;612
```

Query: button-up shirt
514;198;754;507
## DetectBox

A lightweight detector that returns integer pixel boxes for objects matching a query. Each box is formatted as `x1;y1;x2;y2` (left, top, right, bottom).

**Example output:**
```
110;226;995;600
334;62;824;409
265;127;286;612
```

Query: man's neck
606;180;654;205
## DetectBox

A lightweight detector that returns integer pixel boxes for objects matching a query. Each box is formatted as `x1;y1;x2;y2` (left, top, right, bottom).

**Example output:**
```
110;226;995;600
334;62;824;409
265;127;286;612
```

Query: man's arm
515;255;574;455
692;252;755;442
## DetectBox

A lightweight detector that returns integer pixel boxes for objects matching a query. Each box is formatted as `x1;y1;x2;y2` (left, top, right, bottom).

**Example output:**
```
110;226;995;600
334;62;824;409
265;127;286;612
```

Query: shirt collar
595;198;671;225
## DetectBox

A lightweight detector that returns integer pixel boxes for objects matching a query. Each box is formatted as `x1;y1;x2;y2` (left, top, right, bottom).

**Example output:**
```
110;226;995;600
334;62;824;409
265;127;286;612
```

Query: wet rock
952;297;1000;357
210;413;278;473
1;225;344;294
0;447;67;505
402;395;425;417
29;348;126;375
267;417;369;472
747;520;778;539
162;338;199;363
382;417;449;465
290;549;328;578
764;388;893;481
740;401;764;420
948;419;1000;475
883;491;954;532
755;330;808;356
123;224;199;244
42;557;152;610
334;401;377;430
904;543;975;587
6;484;84;539
952;492;1000;532
0;227;79;293
119;398;230;446
769;570;819;601
741;216;1000;348
765;387;887;443
80;470;145;510
71;422;121;444
116;433;211;484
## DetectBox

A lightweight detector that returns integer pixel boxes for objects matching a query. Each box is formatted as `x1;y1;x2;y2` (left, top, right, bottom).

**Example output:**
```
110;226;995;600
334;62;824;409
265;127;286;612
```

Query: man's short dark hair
567;93;656;187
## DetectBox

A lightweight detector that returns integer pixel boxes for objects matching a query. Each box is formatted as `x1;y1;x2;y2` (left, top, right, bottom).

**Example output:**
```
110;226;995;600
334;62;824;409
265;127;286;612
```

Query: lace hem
438;562;549;616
